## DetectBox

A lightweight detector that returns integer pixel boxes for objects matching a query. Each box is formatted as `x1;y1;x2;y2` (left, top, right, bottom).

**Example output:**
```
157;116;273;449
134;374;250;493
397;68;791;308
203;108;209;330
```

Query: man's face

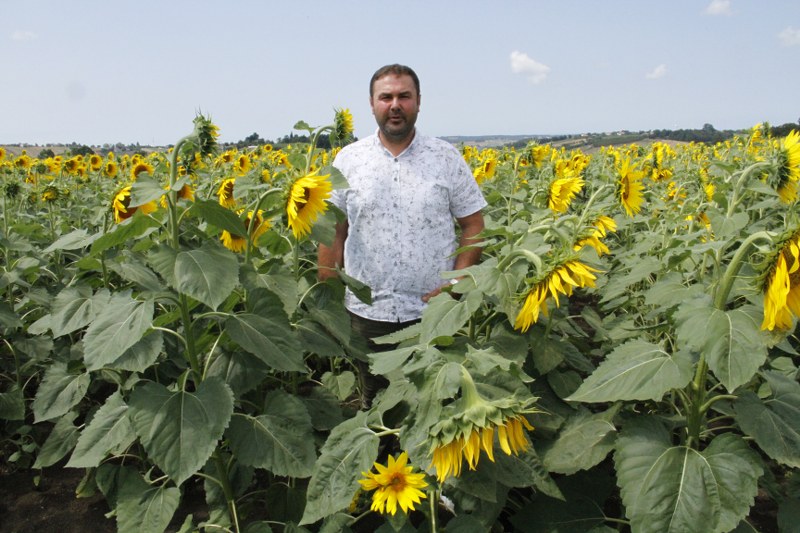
370;73;420;143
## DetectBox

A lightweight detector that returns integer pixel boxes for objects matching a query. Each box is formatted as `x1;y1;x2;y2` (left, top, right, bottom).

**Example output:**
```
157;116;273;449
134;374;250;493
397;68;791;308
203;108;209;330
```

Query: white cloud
645;64;667;80
510;50;551;84
779;26;800;47
705;0;732;16
11;30;37;41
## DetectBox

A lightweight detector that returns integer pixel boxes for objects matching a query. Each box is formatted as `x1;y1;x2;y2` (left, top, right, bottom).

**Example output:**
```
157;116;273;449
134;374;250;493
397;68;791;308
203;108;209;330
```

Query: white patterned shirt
331;130;487;322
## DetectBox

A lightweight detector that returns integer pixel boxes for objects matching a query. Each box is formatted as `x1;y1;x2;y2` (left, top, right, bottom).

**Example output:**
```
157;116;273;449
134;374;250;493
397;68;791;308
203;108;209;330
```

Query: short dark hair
369;64;420;98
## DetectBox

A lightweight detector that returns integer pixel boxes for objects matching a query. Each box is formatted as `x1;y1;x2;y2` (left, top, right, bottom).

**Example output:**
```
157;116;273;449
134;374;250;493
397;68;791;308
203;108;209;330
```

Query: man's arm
422;210;485;302
317;221;348;281
452;210;485;270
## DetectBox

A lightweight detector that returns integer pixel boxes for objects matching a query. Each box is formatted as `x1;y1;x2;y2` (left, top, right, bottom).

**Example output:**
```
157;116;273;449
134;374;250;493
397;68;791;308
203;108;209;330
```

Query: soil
0;466;115;533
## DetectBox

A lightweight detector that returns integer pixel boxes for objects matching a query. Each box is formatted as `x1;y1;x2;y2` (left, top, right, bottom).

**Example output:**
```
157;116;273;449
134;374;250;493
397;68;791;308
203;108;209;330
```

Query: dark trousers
349;312;419;408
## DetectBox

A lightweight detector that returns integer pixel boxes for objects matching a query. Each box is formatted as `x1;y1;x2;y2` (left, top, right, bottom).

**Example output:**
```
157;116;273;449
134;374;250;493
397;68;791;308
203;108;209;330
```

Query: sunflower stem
713;230;773;309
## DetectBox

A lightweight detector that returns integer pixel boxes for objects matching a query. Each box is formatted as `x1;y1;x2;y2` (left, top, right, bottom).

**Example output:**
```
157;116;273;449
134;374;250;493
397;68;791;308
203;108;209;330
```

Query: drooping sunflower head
514;258;601;332
331;107;354;146
220;209;270;253
111;185;157;223
286;172;332;239
357;452;428;515
428;366;537;482
617;157;645;217
760;230;800;331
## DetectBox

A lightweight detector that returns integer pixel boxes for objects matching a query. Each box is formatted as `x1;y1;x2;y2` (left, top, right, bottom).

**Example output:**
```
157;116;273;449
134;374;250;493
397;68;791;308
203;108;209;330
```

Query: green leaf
0;301;22;328
43;228;97;252
735;371;800;467
190;199;247;236
226;391;316;478
567;340;693;403
206;350;271;398
420;290;482;344
34;411;79;468
542;407;617;475
676;298;767;392
225;313;305;372
91;215;161;255
147;244;178;287
0;385;25;420
299;387;343;432
49;285;108;337
615;417;762;533
300;412;379;525
68;391;136;468
129;173;166;206
116;468;180;533
599;256;661;304
321;371;356;402
104;330;163;373
174;241;239;310
128;378;234;485
107;252;163;292
295;318;346;358
32;362;90;422
494;448;563;500
83;291;153;370
336;269;372;305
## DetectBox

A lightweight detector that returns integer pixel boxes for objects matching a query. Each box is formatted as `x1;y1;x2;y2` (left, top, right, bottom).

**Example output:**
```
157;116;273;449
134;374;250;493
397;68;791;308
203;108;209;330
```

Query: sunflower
428;367;537;482
514;259;600;332
358;452;428;515
217;178;236;208
41;186;59;202
286;172;332;238
332;107;354;145
220;210;270;253
89;154;103;172
193;115;219;158
131;161;154;180
771;130;800;204
112;186;157;223
617;157;645;217
530;145;550;168
0;147;6;161
14;154;32;170
104;160;119;178
548;173;585;213
234;153;251;175
761;231;800;331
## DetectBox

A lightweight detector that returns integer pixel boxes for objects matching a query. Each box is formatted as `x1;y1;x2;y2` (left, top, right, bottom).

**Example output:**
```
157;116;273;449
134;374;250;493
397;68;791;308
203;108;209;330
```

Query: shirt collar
373;128;420;158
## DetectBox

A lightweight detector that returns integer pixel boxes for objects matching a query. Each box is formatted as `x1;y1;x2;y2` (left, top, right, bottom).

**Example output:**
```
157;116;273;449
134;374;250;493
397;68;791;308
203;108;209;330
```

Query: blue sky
2;0;798;145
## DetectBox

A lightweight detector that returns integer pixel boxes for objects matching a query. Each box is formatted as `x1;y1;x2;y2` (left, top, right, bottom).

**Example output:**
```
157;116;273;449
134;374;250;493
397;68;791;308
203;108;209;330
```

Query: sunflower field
1;114;799;533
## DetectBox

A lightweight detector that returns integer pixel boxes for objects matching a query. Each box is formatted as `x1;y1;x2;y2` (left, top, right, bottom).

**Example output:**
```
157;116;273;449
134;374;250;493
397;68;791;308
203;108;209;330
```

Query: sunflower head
112;186;157;223
286;172;332;239
220;209;270;253
357;452;428;515
193;114;220;159
428;367;537;482
766;130;800;204
617;157;645;217
759;229;800;331
41;185;59;203
218;178;236;208
547;172;585;213
131;161;155;181
331;107;354;146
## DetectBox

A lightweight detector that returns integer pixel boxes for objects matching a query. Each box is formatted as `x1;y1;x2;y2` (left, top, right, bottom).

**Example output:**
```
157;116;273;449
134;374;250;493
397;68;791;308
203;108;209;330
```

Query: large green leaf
567;340;693;403
420;290;482;344
190;199;247;236
116;468;180;533
0;385;25;420
83;291;153;370
0;301;22;328
68;391;136;468
225;313;305;372
226;391;316;478
174;241;239;310
300;412;379;525
32;362;90;422
128;378;234;485
43;228;97;252
49;285;109;337
34;411;79;468
676;298;767;392
542;407;617;475
129;173;167;206
104;330;163;372
494;448;563;500
615;417;762;533
91;215;161;255
735;371;800;467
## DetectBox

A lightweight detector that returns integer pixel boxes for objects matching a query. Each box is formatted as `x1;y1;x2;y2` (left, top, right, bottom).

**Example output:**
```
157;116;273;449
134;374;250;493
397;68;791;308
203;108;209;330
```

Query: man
318;64;486;407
